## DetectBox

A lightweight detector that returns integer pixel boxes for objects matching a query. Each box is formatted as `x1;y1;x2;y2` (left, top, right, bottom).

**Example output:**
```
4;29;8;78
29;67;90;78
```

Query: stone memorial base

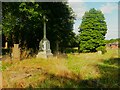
37;37;53;59
36;51;53;58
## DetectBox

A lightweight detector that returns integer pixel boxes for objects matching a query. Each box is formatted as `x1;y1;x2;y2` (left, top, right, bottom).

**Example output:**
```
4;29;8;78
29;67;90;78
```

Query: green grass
2;48;120;88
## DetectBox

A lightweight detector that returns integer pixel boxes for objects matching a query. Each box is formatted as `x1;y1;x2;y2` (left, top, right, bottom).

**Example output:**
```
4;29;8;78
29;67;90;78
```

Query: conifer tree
79;8;107;53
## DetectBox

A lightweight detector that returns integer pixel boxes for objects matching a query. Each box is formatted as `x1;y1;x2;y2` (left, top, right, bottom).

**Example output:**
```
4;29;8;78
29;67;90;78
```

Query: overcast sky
68;0;119;40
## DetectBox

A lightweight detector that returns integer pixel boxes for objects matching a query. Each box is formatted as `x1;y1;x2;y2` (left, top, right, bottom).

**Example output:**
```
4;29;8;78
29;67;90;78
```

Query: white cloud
100;3;118;14
68;0;87;34
68;0;84;2
68;0;87;19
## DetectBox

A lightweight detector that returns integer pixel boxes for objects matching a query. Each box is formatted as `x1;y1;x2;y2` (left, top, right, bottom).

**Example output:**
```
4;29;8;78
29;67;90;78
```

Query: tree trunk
78;42;80;53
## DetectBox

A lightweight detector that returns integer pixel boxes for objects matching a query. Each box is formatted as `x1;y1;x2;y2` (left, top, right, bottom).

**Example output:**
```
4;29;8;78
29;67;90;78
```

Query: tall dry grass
2;48;119;88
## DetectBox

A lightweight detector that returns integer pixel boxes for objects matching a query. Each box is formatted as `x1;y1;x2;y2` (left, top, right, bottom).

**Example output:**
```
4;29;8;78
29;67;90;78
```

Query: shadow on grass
3;57;120;88
32;58;120;88
97;58;120;88
103;58;120;65
27;71;100;88
25;69;101;88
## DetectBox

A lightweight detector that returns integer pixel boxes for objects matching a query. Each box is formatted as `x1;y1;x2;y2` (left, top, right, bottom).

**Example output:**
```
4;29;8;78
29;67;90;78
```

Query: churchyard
1;2;120;89
1;48;119;88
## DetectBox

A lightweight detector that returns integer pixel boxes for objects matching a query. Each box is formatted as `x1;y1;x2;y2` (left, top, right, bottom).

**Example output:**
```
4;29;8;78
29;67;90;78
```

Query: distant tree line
105;38;120;44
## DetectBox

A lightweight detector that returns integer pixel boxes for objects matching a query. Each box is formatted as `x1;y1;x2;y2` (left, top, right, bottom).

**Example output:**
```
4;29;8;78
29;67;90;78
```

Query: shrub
96;46;107;54
2;48;12;55
65;48;78;53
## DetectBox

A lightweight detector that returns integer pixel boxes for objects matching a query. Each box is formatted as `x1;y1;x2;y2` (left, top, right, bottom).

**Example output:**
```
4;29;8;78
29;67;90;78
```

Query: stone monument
12;44;20;60
36;15;53;58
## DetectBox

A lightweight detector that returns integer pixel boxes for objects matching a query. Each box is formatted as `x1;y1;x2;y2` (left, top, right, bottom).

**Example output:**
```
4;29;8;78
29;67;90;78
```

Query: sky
68;0;119;40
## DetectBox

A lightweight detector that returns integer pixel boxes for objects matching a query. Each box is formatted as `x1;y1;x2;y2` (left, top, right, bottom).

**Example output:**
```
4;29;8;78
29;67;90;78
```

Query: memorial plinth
36;15;53;58
36;38;53;58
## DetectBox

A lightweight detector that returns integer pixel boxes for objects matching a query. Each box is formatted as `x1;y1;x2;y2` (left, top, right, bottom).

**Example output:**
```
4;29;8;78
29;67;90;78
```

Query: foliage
64;48;78;53
2;2;75;53
2;48;11;55
96;46;107;54
78;8;107;53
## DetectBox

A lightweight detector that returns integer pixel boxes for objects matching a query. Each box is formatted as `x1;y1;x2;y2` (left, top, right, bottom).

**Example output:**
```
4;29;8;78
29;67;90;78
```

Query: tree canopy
78;8;107;53
2;2;75;53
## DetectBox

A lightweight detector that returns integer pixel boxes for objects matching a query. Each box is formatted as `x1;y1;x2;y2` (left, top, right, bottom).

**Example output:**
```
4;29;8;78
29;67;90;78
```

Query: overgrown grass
0;61;2;88
0;61;1;71
2;48;120;88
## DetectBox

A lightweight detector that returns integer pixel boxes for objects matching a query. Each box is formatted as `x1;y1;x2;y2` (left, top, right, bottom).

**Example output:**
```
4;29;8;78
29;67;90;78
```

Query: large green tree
79;8;107;53
2;2;75;53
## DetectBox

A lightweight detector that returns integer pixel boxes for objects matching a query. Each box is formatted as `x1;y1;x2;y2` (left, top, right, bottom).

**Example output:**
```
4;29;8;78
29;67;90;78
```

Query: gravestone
12;44;20;60
36;15;53;58
4;42;8;49
97;51;102;54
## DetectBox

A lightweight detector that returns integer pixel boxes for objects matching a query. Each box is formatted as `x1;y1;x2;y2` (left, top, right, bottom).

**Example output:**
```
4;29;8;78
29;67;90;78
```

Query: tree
78;8;107;53
2;2;75;53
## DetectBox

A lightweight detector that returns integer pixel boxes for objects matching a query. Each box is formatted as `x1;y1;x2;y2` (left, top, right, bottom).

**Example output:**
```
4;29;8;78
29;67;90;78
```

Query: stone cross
36;15;53;58
43;15;48;39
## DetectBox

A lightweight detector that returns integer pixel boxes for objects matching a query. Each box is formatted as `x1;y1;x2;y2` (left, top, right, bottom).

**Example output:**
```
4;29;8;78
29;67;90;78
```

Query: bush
82;50;90;53
2;48;12;55
65;48;78;53
96;46;107;54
